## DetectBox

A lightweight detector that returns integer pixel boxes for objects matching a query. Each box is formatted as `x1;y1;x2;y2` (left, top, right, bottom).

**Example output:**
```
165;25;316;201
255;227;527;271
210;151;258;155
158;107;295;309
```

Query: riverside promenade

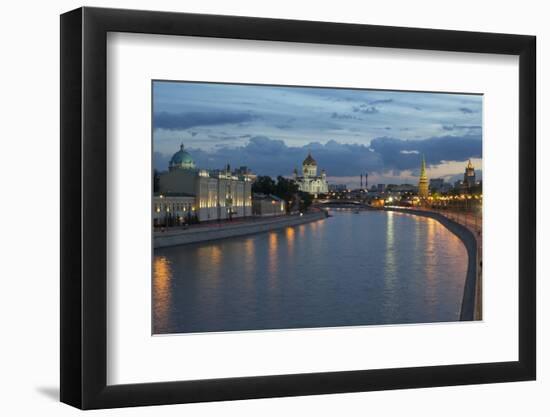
427;208;482;320
382;206;482;321
154;211;327;248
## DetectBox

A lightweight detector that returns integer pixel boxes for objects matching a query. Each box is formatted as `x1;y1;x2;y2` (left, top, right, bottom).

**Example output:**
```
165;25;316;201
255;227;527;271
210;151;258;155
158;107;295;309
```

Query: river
153;209;468;334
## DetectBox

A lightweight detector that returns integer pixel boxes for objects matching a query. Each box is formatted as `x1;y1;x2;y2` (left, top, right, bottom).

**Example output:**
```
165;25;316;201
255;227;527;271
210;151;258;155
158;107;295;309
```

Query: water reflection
286;226;295;256
424;218;437;315
197;245;222;285
153;256;172;332
243;238;256;286
267;232;278;276
153;210;469;334
384;211;396;277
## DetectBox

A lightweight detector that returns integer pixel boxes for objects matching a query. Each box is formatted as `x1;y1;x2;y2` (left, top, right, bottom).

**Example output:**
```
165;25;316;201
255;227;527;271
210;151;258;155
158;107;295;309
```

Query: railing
423;206;482;237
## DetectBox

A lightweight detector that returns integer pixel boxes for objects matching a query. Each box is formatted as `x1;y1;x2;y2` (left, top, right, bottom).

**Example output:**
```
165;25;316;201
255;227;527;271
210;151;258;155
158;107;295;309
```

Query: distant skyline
153;81;482;187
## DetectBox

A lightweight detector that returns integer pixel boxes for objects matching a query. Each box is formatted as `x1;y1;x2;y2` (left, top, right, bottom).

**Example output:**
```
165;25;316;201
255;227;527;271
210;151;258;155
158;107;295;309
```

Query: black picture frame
60;6;536;410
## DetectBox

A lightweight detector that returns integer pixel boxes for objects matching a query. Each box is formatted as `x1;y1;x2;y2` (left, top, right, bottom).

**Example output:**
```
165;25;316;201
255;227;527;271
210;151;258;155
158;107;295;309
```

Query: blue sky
153;81;482;187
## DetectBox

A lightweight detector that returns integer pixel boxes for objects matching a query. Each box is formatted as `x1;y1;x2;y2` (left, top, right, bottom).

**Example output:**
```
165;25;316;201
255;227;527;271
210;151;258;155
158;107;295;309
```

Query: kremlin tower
418;155;429;199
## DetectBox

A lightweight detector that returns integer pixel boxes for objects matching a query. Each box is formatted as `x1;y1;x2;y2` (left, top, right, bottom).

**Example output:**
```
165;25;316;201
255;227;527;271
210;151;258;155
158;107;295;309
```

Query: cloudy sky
153;81;482;187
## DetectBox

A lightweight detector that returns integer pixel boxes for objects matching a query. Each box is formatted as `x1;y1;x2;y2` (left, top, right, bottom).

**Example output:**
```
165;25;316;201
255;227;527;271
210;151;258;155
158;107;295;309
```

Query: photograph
152;81;483;335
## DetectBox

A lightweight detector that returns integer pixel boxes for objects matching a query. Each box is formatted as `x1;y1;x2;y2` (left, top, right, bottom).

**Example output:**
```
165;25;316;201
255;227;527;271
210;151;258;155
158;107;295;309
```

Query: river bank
154;211;327;248
382;207;480;321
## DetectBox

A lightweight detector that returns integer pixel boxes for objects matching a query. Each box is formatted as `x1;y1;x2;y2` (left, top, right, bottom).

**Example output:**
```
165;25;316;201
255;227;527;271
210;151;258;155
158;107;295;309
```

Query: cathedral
293;152;329;197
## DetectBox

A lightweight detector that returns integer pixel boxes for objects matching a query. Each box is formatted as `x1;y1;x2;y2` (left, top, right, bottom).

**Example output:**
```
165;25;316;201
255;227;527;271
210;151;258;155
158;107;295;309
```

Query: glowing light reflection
153;256;172;332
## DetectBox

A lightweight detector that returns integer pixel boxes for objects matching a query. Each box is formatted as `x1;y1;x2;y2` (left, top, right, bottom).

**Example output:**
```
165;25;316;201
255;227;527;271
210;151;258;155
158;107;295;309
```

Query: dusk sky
153;81;482;187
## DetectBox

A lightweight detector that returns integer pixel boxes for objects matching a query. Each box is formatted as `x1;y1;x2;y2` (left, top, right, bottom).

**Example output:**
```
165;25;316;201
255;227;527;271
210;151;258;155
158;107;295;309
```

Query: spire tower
418;155;429;199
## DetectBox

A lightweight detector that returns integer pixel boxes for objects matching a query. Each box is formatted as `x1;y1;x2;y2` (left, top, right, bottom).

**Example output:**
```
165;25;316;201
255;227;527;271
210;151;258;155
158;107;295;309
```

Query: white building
153;193;196;227
293;152;329;197
157;144;253;222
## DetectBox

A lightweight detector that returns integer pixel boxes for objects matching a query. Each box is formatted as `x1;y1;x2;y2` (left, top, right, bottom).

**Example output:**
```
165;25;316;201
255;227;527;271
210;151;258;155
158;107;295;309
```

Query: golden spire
420;155;427;178
418;155;429;199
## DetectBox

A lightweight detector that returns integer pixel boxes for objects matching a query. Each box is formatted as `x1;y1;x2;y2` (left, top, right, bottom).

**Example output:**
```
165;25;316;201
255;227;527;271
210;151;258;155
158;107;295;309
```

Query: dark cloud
369;98;393;105
153;151;170;171
153;111;257;130
369;134;482;171
274;117;297;129
207;134;251;141
155;135;482;177
205;134;244;142
352;104;379;114
459;107;475;114
331;112;362;120
442;124;482;131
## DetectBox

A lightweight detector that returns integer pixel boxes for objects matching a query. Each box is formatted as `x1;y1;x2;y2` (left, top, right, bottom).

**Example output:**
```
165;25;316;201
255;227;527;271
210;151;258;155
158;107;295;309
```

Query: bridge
314;199;374;209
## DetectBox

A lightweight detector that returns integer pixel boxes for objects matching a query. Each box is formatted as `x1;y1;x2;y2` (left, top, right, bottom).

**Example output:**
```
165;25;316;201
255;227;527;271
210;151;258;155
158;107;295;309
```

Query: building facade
293;152;329;196
157;144;253;222
463;159;476;188
456;159;478;193
153;193;196;227
329;183;347;192
252;193;287;217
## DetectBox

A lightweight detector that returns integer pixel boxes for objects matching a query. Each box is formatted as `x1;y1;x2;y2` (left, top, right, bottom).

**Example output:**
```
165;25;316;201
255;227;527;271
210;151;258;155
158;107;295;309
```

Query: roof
169;144;195;168
303;152;317;166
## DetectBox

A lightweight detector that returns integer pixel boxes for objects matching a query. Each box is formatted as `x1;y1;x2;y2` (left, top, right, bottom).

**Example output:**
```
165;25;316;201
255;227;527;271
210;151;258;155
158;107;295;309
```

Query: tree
298;191;313;212
274;176;299;203
252;176;276;195
252;176;301;213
